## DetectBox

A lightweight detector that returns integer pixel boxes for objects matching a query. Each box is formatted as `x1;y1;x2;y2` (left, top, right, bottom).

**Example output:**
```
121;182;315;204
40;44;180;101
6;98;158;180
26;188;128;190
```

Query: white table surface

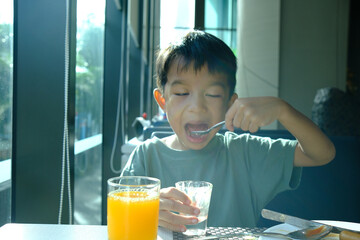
1;221;359;240
314;220;360;231
0;223;173;240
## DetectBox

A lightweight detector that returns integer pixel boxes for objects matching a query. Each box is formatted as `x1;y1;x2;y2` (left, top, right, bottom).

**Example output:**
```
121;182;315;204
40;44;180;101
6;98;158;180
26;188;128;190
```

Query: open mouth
185;123;209;139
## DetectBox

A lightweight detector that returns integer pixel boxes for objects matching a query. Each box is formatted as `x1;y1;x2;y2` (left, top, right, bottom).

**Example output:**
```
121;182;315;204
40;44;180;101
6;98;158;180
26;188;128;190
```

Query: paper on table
158;227;173;240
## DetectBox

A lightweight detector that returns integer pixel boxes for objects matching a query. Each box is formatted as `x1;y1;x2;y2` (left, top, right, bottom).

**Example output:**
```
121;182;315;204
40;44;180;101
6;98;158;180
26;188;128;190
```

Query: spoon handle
191;121;226;135
210;121;225;130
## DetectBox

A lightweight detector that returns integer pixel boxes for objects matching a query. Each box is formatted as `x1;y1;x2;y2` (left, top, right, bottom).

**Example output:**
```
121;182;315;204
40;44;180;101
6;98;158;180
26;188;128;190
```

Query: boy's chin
187;144;208;151
183;133;213;150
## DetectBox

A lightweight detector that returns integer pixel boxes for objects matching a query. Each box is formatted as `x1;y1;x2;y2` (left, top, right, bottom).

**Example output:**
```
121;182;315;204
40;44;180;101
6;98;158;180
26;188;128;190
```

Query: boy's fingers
232;111;244;129
158;219;186;232
240;115;251;131
248;122;259;133
160;187;191;205
226;99;249;131
159;210;198;228
160;198;200;216
225;107;237;131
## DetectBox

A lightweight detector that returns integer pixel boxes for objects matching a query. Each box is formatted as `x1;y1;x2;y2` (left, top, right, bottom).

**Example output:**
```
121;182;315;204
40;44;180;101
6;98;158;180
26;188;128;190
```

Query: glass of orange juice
107;176;161;240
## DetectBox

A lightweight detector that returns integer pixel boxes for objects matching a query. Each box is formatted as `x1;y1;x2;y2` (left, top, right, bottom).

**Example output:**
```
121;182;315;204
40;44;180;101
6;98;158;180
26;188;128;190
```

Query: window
159;0;237;51
74;0;105;225
204;0;237;52
160;0;195;49
0;0;13;227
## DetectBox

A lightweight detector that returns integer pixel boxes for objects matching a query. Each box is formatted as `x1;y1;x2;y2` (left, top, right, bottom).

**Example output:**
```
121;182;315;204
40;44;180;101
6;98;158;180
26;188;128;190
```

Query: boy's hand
225;97;285;133
159;187;200;232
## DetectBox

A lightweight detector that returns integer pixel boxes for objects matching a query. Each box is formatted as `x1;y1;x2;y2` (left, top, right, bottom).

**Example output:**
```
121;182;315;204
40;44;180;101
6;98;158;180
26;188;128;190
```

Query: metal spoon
189;225;333;240
191;121;225;136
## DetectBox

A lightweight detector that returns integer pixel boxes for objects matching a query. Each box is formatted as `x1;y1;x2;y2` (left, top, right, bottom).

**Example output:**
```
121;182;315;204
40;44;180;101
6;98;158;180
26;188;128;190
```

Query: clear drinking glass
107;176;161;240
175;181;213;236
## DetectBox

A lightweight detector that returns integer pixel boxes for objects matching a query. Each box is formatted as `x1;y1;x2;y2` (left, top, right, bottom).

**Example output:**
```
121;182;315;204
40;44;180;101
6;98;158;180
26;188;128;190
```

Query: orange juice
107;190;160;240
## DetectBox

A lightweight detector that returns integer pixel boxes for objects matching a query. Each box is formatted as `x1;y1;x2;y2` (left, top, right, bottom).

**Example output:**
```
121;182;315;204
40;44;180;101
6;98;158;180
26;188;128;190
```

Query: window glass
160;0;195;49
75;1;105;141
160;0;236;51
205;0;237;52
0;0;13;227
74;0;105;225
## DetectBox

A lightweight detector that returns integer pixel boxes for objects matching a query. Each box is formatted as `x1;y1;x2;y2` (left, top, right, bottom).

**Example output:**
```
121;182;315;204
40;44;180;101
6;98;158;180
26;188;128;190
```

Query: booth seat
258;134;360;227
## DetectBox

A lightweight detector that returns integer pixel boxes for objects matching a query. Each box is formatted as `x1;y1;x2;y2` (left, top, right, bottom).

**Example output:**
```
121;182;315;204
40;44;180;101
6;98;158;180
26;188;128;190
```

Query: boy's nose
188;94;207;113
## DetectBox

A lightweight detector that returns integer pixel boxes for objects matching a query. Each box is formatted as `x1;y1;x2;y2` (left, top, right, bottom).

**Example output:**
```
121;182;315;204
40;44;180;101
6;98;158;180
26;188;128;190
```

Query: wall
236;0;280;99
279;0;349;119
236;0;349;126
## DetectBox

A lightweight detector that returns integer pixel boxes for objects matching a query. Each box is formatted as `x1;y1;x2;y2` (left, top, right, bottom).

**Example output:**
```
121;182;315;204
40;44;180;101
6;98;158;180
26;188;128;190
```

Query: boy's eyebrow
210;81;227;89
169;79;185;87
169;79;228;89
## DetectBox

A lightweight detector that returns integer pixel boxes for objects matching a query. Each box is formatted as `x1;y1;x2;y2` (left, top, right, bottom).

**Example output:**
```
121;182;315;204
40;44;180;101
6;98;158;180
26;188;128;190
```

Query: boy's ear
228;93;238;109
153;88;166;110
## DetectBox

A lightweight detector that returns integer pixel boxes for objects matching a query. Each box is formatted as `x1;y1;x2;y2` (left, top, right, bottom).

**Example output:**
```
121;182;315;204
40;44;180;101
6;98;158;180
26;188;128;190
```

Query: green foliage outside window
75;23;104;140
0;23;13;161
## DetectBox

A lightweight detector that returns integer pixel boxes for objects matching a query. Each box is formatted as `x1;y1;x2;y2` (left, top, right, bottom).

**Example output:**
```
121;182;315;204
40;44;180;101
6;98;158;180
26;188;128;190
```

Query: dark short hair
156;30;237;96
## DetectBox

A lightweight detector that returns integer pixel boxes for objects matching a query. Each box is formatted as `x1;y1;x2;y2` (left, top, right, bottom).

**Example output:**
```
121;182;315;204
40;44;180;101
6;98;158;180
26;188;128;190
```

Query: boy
121;31;335;232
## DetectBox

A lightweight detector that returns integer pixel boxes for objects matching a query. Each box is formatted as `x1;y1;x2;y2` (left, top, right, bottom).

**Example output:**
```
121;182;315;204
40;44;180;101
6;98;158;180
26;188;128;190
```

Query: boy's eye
206;94;222;98
174;92;189;96
205;86;225;98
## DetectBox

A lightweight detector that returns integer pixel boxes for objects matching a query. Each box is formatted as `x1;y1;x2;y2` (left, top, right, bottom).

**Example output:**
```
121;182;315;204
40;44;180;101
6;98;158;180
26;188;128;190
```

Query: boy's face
156;60;237;150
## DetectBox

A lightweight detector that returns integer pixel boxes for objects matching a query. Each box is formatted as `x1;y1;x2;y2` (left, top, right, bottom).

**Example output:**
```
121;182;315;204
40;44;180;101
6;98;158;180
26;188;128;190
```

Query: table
315;220;360;231
0;224;107;240
0;223;265;240
173;227;266;239
1;222;359;240
0;224;173;240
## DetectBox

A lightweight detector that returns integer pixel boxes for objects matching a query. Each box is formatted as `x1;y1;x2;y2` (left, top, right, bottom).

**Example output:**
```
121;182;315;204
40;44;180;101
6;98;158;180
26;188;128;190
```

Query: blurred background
0;0;359;227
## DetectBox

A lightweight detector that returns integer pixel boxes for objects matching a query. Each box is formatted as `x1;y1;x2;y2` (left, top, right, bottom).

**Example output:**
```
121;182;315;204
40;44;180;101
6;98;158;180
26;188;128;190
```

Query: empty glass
175;181;213;236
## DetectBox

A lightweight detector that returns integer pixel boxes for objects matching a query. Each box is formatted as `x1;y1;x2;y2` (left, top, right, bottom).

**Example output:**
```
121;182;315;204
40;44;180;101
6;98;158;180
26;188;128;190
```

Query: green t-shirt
121;132;301;227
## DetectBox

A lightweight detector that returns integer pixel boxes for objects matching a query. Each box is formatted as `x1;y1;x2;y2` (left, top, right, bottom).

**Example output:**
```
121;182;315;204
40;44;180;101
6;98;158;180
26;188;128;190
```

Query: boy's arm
225;97;335;167
278;101;335;167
